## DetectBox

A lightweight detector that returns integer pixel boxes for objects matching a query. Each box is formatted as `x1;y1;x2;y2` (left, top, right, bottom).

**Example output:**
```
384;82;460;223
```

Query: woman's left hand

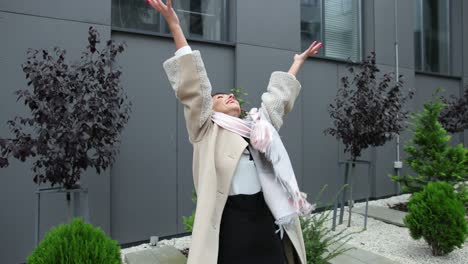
294;41;323;62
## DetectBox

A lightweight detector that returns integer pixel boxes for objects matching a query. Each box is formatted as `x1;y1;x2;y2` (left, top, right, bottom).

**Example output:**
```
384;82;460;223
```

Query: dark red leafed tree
439;86;468;134
325;52;414;161
0;27;131;189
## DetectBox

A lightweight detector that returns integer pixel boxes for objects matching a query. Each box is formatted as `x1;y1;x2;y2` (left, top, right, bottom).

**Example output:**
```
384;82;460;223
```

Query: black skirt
217;191;286;264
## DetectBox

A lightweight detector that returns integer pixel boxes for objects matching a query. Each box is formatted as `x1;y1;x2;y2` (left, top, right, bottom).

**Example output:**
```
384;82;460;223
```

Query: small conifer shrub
404;182;468;256
28;218;121;264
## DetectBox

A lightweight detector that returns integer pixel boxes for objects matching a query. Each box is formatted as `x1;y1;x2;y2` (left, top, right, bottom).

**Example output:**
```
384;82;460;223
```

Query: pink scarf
212;108;314;237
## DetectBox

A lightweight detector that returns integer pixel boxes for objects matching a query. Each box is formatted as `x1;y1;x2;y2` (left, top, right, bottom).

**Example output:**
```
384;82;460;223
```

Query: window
112;0;230;42
301;0;362;61
414;0;451;74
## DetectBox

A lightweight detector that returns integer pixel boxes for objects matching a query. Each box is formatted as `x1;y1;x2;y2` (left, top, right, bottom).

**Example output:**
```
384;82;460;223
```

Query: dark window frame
111;0;233;44
414;0;457;76
300;0;364;63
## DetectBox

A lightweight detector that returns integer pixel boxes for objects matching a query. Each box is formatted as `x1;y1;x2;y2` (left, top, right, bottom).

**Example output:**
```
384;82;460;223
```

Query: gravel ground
353;193;411;208
331;194;468;264
121;194;467;264
120;236;191;264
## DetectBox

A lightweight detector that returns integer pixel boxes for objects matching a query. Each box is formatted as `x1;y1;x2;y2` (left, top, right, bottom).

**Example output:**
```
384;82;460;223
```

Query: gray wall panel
373;0;413;69
237;0;300;51
374;0;396;66
414;75;461;112
109;33;178;244
414;74;462;146
175;45;235;232
451;0;463;77
301;60;340;203
396;0;414;69
373;66;416;197
362;0;375;55
464;0;468;78
0;11;110;264
460;77;468;147
0;0;110;25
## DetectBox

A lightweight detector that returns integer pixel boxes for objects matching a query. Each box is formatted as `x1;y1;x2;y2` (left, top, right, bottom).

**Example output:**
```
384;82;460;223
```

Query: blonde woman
147;1;323;263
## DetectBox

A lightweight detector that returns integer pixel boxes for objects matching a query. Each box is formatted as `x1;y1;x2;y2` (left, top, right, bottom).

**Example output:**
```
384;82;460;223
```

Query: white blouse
174;46;262;195
228;148;262;195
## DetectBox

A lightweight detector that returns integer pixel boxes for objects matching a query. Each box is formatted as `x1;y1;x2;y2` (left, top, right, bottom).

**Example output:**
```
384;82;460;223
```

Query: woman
147;1;323;263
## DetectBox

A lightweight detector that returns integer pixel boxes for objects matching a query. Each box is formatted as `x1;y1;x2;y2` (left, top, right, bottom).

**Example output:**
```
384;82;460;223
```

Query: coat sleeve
260;71;302;131
163;50;213;143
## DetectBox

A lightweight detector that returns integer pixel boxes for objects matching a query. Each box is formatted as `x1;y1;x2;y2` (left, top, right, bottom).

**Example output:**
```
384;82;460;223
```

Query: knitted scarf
211;108;314;237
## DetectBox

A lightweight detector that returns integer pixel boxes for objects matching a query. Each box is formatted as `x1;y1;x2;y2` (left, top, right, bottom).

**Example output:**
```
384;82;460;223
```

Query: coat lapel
215;125;248;195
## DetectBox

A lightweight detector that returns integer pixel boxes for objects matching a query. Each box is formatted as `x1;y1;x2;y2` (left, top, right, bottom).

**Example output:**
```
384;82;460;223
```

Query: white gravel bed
327;209;467;264
327;193;467;264
353;193;411;208
120;236;191;264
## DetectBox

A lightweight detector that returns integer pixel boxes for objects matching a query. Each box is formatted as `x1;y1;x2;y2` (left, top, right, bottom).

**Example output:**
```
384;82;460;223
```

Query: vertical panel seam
300;68;304;188
175;99;179;232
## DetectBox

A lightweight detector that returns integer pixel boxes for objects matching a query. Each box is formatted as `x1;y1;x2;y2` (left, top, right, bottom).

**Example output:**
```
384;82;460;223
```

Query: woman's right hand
147;0;180;27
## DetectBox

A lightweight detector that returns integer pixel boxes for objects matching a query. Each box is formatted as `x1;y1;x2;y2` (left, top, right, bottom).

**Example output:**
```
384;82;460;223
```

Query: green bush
455;182;468;205
230;86;249;118
391;96;468;193
28;218;121;264
300;185;357;264
404;181;468;256
182;190;197;232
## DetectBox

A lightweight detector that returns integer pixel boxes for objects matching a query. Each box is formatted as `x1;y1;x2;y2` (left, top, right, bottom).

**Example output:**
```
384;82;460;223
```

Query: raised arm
287;41;323;77
147;0;187;50
148;0;212;142
261;41;323;130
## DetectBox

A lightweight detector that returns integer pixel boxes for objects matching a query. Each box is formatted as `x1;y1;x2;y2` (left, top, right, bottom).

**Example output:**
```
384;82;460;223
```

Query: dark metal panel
374;0;396;66
0;11;111;264
300;59;340;204
414;74;461;112
362;0;375;56
237;0;301;51
450;0;463;77
373;65;416;197
464;0;468;78
0;0;111;26
109;33;178;244
396;0;415;69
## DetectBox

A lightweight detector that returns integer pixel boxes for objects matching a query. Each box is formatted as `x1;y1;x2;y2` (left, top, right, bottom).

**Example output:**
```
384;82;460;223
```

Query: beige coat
163;50;306;264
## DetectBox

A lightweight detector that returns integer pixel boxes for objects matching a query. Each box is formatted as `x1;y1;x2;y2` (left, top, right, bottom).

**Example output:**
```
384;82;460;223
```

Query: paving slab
125;245;187;264
353;205;407;227
328;244;400;264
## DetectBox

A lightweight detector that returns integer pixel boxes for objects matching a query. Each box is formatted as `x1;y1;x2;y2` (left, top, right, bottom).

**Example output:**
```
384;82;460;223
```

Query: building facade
1;0;467;263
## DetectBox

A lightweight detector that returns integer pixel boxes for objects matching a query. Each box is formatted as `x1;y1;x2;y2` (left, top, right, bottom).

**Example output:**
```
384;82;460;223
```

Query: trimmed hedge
28;218;121;264
404;182;468;256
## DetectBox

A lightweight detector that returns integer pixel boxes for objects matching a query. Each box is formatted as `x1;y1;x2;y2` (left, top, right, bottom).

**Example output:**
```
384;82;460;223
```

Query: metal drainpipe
394;0;402;194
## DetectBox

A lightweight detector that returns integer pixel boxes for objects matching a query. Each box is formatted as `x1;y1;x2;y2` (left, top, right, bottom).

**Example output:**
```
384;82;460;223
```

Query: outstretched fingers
147;0;167;12
308;41;323;55
310;41;317;49
147;0;159;11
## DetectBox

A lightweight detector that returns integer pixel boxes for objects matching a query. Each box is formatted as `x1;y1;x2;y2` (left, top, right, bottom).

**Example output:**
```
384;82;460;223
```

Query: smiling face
212;93;241;117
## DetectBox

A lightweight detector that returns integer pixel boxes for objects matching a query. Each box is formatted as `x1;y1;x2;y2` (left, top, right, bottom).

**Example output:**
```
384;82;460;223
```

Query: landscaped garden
1;25;467;264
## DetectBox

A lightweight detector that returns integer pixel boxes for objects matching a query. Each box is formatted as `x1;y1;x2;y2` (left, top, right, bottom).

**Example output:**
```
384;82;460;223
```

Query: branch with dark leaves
324;52;414;161
439;86;468;134
0;27;131;189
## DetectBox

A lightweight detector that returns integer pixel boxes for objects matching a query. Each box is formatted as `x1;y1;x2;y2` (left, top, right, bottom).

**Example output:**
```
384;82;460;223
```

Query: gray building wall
1;0;467;263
